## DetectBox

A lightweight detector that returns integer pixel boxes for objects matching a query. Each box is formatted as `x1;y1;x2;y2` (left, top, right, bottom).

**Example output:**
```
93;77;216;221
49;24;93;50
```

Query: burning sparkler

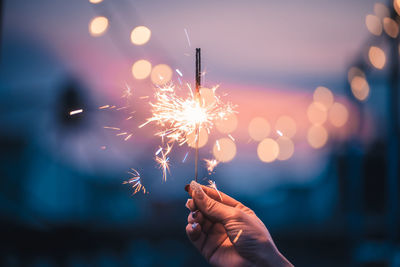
139;49;236;181
123;168;146;194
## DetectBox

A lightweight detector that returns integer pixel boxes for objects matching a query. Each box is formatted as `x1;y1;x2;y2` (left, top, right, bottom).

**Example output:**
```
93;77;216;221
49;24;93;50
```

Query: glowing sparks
104;126;120;130
277;130;283;137
122;83;133;98
182;152;189;163
207;180;222;201
140;83;236;146
124;133;133;141
204;159;219;174
69;109;83;115
228;134;235;141
155;145;172;182
184;28;191;47
99;105;110;109
123;168;146;194
155;147;163;156
176;69;183;77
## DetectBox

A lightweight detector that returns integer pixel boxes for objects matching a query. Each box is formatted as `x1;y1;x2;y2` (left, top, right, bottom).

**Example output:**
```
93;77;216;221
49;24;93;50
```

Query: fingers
188;210;204;224
185;198;196;211
189;181;236;223
186;222;206;253
186;183;241;208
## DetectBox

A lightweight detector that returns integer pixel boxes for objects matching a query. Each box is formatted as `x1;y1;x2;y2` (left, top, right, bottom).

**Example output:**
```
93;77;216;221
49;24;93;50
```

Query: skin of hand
185;181;293;267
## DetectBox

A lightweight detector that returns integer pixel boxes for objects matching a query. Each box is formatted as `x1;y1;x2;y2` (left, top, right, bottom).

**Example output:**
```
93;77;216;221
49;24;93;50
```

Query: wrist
255;244;293;267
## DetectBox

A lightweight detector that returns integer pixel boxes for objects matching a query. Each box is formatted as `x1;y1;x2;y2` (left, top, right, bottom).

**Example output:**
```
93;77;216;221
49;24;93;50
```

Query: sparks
122;83;133;99
204;158;219;174
99;105;110;109
207;180;223;201
69;109;83;115
123;168;146;194
182;152;189;163
176;69;183;77
155;145;172;182
184;28;191;47
277;130;283;137
140;82;236;146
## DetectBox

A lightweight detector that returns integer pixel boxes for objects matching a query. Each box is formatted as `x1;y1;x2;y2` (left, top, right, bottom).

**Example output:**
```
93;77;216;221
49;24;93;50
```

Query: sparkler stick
194;48;201;182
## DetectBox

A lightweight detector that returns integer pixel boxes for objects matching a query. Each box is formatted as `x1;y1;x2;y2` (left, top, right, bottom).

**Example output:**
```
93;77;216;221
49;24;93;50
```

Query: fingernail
184;184;190;192
192;222;198;229
190;181;204;199
192;210;198;219
185;198;191;209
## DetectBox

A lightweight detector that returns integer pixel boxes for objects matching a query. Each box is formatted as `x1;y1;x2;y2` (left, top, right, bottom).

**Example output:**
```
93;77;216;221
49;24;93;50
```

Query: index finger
185;182;241;208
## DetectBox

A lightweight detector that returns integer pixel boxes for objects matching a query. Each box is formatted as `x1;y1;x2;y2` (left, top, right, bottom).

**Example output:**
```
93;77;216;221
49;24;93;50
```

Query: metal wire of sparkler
194;48;201;182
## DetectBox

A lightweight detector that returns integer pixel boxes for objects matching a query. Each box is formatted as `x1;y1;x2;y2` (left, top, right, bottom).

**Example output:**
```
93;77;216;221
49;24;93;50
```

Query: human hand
185;181;293;267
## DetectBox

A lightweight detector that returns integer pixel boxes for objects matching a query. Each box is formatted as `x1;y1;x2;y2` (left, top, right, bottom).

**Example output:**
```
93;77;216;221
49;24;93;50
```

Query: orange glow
151;64;173;85
329;102;349;127
365;14;382;36
212;138;236;162
187;127;208;148
347;67;365;83
276;137;294;161
216;113;238;134
313;86;334;110
248;117;270;141
383;17;399;38
132;59;152;79
395;0;400;16
307;102;327;125
307;125;328;149
257;138;279;163
275;116;296;138
351;76;370;101
130;26;151;45
89;16;108;37
368;46;386;69
199;87;216;107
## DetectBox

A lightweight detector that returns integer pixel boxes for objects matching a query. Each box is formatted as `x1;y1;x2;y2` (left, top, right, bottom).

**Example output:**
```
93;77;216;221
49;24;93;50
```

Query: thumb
190;181;235;223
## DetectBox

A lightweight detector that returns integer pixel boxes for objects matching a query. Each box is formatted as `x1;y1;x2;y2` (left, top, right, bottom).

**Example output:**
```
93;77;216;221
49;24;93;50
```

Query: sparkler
155;145;172;182
138;48;236;182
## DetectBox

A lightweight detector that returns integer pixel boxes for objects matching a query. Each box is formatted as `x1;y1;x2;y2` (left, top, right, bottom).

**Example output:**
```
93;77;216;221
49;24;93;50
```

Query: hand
185;181;293;267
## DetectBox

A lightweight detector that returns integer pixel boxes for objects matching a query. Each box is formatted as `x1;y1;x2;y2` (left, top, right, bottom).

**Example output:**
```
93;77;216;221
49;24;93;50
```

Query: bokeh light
275;116;296;138
383;17;399;38
307;102;327;125
131;59;152;79
89;16;108;37
307;125;328;149
368;46;386;69
329;102;349;127
248;117;271;141
347;67;365;83
216;113;238;134
212;138;236;162
374;3;390;18
199;87;216;107
187;127;208;148
257;138;279;163
130;26;151;45
365;14;382;36
151;64;173;85
351;76;370;101
276;137;294;161
313;86;334;110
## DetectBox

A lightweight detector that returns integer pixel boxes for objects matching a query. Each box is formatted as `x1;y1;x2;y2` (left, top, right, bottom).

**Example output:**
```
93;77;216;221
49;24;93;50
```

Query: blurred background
0;0;399;266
